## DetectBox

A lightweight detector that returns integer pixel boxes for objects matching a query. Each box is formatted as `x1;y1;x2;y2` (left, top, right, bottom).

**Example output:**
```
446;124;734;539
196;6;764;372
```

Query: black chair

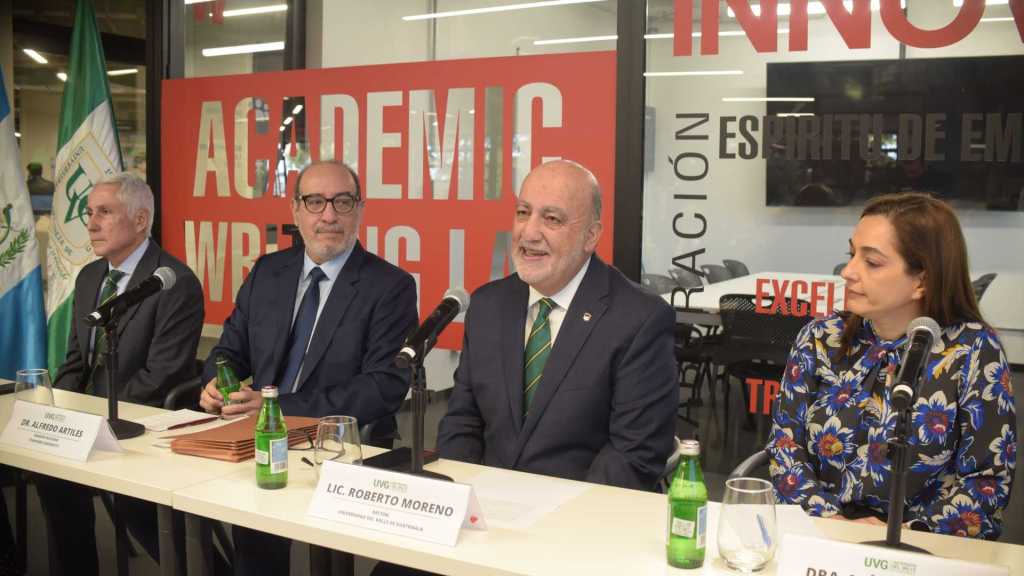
722;259;750;278
701;264;733;284
972;273;997;301
667;267;704;308
832;263;846;276
641;273;679;296
658;437;683;493
712;294;811;426
730;449;770;479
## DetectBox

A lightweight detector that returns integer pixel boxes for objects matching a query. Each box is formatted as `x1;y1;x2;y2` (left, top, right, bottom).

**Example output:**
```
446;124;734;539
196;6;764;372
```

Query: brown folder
169;415;320;463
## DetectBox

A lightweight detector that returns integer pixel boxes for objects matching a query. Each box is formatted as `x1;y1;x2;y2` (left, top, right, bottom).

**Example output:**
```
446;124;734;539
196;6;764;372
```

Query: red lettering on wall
880;0;984;49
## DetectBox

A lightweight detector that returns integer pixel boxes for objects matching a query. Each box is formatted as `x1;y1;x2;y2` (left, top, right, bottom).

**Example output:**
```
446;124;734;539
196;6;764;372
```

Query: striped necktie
524;298;555;414
91;269;126;366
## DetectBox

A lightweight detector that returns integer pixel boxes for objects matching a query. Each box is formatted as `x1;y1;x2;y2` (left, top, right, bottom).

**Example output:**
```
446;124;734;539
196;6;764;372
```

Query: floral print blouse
767;314;1016;539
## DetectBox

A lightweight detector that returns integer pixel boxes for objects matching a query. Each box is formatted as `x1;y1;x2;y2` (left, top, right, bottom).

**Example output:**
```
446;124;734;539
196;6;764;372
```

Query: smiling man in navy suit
199;161;417;575
438;160;678;491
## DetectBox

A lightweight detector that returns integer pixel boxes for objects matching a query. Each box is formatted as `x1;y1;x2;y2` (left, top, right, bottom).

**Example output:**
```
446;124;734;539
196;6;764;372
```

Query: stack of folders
169;415;320;462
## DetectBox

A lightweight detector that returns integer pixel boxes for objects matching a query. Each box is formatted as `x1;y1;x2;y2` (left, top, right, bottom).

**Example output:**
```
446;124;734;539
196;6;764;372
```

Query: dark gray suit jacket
203;242;418;432
54;241;205;407
437;256;678;491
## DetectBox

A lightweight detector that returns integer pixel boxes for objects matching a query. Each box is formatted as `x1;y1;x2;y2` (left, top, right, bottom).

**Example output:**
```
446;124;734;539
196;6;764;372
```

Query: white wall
642;1;1024;278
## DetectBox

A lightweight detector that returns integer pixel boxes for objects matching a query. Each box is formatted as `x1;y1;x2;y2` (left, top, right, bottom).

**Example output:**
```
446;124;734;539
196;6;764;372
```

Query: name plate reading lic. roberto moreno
0;400;123;461
307;460;486;546
778;533;1009;576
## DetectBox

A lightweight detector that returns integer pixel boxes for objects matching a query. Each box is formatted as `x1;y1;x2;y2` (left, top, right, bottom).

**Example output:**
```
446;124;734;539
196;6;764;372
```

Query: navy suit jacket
204;242;418;430
437;256;678;491
54;241;204;407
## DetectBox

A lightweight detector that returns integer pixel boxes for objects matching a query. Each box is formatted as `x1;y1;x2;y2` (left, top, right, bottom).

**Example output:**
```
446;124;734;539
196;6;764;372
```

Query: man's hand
199;379;262;417
199;378;223;413
221;387;262;417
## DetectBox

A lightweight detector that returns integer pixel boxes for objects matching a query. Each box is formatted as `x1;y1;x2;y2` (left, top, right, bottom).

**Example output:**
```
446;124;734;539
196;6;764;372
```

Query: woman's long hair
839;192;984;358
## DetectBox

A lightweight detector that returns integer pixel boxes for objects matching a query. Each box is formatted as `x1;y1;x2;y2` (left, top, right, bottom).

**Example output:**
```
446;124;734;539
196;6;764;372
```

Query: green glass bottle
254;386;288;490
667;439;708;569
215;356;241;406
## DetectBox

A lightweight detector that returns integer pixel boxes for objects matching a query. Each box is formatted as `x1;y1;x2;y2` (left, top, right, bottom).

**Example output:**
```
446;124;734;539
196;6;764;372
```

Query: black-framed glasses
297;193;361;214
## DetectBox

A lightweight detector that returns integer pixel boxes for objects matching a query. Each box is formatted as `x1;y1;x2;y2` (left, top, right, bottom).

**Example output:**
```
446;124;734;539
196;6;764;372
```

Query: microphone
891;316;942;411
395;287;470;369
85;267;177;327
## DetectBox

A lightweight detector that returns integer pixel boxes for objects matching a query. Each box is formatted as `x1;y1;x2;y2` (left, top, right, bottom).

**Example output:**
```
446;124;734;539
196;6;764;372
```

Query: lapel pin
582;312;592;322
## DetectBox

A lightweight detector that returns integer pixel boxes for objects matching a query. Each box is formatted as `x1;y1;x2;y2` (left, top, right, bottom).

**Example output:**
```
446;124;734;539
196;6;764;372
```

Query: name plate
778;533;1009;576
307;460;486;546
0;400;123;461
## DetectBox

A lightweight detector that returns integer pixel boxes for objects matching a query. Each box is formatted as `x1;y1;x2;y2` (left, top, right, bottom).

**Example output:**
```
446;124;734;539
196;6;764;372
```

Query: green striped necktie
89;269;126;386
524;298;555;414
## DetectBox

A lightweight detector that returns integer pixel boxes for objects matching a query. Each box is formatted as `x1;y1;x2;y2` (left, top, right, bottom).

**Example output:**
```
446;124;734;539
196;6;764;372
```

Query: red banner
161;51;617;349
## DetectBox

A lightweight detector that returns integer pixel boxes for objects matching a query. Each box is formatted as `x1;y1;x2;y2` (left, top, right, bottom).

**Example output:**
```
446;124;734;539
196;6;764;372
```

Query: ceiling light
403;0;604;21
23;49;48;64
283;116;293;125
645;70;745;77
57;72;68;82
279;125;285;132
292;104;303;115
722;97;815;102
202;41;285;57
981;17;1014;22
107;68;138;76
534;34;617;46
14;132;21;138
777;113;815;117
954;0;1007;5
223;4;287;17
727;1;905;17
184;0;215;4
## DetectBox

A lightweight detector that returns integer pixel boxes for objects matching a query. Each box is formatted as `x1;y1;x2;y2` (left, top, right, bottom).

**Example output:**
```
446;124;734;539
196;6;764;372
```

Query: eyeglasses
297;193;361;214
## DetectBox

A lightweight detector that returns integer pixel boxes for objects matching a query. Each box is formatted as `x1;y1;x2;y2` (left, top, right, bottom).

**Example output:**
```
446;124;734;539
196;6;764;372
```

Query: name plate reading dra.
778;533;1009;576
307;460;486;546
0;400;123;461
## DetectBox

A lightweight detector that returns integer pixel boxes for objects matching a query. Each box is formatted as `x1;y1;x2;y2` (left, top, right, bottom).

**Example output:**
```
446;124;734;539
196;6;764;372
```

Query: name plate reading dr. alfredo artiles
0;400;123;461
307;460;486;546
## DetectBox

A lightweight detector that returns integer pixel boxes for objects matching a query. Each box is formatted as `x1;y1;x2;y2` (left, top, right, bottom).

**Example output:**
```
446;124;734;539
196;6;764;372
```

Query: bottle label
671;516;696;538
270;437;288;474
696;505;707;549
255;447;269;465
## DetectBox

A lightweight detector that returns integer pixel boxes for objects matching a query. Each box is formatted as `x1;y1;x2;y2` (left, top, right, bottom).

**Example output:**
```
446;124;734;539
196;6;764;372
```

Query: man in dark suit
37;172;204;576
438;160;678;491
198;161;418;576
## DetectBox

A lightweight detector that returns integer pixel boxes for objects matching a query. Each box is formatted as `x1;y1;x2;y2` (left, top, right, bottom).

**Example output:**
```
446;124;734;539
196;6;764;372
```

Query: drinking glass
14;369;54;406
717;477;777;573
314;415;362;475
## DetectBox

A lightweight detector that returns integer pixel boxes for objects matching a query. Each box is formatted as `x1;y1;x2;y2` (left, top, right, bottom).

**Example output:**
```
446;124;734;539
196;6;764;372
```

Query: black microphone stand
865;392;929;554
101;319;145;440
404;338;451;481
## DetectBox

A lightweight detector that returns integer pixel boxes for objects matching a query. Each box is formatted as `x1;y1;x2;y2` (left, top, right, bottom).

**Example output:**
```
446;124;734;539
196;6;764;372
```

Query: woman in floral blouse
767;192;1016;539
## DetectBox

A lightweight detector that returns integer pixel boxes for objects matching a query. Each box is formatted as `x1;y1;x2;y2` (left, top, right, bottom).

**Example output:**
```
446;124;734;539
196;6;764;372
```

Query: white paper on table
135;409;219;432
774;504;822;538
466;469;591;530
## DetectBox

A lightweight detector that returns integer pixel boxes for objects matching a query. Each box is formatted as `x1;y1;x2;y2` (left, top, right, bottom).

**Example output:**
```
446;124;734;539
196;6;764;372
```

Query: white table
0;390;241;576
174;453;1024;576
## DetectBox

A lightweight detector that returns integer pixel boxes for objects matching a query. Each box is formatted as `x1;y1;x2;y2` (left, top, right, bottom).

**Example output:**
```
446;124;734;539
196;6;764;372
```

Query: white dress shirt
90;238;150;355
524;256;592;347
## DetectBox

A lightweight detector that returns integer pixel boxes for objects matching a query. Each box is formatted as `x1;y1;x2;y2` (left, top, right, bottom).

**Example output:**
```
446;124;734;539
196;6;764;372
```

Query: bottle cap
679;439;700;456
261;386;279;398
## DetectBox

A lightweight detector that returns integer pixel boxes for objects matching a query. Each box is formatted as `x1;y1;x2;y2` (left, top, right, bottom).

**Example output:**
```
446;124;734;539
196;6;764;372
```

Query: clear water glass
314;415;362;476
14;369;54;406
717;477;777;573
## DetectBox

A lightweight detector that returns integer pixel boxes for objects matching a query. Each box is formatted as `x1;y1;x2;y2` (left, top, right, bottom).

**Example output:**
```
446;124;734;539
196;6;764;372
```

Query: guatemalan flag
0;65;47;379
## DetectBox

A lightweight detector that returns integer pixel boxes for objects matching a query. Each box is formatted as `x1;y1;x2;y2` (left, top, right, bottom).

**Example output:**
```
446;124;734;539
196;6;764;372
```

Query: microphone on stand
395;287;470;369
85;267;177;327
891;316;942;411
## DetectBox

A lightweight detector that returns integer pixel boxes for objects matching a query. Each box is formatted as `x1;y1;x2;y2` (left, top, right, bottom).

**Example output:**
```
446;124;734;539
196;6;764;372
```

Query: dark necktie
524;298;555;414
280;267;326;392
87;269;125;393
91;269;126;367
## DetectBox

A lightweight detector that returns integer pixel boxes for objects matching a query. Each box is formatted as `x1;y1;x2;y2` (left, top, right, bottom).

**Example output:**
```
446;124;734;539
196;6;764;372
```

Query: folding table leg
14;472;26;573
157;504;180;576
185;513;213;576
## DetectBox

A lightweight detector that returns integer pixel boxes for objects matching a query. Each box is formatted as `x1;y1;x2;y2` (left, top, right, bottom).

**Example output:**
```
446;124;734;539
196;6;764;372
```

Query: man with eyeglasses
198;161;418;576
